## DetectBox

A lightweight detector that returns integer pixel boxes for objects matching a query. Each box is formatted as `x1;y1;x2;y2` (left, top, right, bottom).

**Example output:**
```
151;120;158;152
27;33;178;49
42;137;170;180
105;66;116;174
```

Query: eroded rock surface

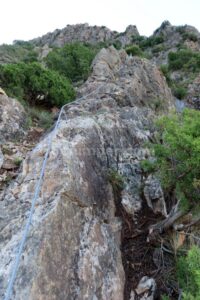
187;74;200;109
144;175;167;217
0;94;26;143
0;47;173;300
31;23;139;48
151;21;200;65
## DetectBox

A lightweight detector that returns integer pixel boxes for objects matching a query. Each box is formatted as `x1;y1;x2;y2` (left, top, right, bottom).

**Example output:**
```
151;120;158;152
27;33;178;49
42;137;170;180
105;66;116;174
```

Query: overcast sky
1;0;200;45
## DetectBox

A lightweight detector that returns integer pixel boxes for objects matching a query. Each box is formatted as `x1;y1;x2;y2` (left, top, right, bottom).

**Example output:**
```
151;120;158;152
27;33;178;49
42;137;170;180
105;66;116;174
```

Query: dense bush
125;45;144;57
182;32;198;42
151;44;165;54
147;109;200;208
113;40;122;50
132;35;146;43
45;43;97;82
172;85;187;99
139;35;164;50
168;50;200;72
177;245;200;299
0;62;75;107
176;27;198;42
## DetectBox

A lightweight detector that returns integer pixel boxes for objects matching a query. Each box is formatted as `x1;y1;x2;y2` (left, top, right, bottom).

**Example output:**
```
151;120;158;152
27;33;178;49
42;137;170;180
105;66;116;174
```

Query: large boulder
0;94;26;142
80;46;173;110
0;47;173;299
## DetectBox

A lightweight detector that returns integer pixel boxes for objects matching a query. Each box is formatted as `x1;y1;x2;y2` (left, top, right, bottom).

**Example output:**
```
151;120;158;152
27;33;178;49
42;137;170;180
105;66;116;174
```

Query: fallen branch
147;201;185;242
174;215;200;231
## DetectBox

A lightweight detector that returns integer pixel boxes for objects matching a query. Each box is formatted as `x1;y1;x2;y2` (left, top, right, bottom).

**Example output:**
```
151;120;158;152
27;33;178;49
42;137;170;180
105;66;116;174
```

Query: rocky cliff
0;46;173;300
31;23;139;47
150;21;200;65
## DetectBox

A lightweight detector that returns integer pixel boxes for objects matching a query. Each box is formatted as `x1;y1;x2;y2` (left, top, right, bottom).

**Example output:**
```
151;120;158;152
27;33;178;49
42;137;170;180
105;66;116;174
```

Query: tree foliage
177;245;200;299
149;109;200;208
168;49;200;72
45;43;97;82
0;62;76;107
125;45;144;57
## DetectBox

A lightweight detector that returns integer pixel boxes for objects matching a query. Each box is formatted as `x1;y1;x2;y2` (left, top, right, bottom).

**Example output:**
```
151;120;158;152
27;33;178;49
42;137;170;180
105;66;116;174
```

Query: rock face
150;21;200;65
187;74;200;109
144;175;167;217
0;94;26;143
0;47;173;300
134;276;156;300
0;148;3;168
31;23;139;48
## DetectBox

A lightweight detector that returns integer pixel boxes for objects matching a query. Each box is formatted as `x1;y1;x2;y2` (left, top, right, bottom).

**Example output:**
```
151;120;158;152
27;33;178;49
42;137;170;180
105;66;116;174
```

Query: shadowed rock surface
0;47;173;299
0;94;26;143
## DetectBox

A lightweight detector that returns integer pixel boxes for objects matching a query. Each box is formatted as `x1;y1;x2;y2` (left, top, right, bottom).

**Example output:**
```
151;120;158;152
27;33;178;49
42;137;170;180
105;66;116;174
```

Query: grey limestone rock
0;47;173;299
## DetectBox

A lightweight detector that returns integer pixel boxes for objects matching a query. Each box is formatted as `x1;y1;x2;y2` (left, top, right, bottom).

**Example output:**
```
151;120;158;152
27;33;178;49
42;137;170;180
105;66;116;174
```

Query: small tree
150;109;200;209
177;246;200;299
125;45;144;57
45;43;97;82
0;62;76;107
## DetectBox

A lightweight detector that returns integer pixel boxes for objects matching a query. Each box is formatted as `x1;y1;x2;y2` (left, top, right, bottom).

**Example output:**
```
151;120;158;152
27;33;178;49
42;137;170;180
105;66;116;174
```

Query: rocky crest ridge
150;21;200;65
0;46;173;299
31;23;139;48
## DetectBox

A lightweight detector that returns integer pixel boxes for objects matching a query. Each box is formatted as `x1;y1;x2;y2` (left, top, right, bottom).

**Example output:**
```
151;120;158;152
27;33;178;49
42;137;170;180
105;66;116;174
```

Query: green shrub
182;32;198;42
0;62;75;107
151;44;165;54
107;169;124;191
14;157;23;166
139;35;164;50
160;65;171;84
168;50;200;72
161;295;170;300
125;45;144;57
148;109;200;208
45;42;97;82
27;107;53;129
172;85;187;99
132;35;146;43
149;98;165;111
168;50;191;70
113;40;122;50
177;245;200;299
140;159;156;173
176;27;198;42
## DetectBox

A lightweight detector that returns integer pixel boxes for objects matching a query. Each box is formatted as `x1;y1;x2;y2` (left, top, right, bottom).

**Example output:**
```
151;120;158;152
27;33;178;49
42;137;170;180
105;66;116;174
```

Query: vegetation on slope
160;46;200;100
142;108;200;299
168;49;200;72
0;62;75;107
0;41;38;64
45;42;98;82
0;42;100;128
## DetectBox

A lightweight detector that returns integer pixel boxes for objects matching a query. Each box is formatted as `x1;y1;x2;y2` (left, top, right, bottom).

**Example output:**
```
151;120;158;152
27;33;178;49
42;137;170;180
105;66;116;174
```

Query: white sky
1;0;200;45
